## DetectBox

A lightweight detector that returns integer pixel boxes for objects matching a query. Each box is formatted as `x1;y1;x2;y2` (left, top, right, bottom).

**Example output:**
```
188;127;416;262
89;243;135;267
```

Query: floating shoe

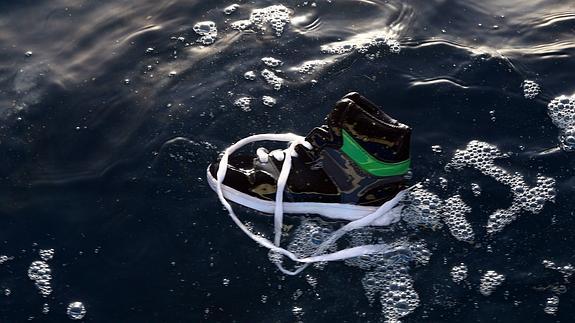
207;92;412;274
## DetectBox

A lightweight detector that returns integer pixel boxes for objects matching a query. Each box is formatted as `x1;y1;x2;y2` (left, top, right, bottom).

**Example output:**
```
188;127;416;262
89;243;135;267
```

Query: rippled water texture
0;0;574;321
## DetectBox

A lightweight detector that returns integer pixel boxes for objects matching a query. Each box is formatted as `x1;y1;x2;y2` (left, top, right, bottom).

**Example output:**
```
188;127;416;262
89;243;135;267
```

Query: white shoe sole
206;167;402;226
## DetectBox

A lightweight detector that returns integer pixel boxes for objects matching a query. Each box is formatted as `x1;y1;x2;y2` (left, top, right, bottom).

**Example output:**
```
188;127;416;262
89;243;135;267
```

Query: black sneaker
207;92;411;226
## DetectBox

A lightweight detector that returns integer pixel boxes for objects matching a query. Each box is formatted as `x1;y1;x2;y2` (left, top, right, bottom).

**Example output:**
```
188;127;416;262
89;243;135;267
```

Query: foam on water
547;94;575;151
261;69;284;90
261;57;283;67
293;59;330;76
231;5;293;37
0;255;14;265
39;249;54;261
27;260;52;297
193;21;217;45
282;219;335;270
262;95;276;107
362;263;420;322
471;183;482;196
401;185;443;229
321;31;401;55
441;195;474;243
234;97;252;111
544;295;560;315
479;270;505;296
542;259;575;280
446;140;556;233
522;80;540;99
223;4;239;15
450;263;468;284
243;71;257;80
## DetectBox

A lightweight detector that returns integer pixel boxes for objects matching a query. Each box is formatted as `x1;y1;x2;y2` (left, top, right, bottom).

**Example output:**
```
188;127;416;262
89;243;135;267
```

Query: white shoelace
215;133;407;275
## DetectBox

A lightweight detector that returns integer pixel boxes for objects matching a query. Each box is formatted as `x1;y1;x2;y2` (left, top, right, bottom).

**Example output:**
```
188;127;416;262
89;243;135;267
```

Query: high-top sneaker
207;92;411;225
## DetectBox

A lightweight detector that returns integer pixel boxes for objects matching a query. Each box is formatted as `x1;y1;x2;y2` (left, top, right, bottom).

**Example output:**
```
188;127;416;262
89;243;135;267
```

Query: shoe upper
209;92;412;207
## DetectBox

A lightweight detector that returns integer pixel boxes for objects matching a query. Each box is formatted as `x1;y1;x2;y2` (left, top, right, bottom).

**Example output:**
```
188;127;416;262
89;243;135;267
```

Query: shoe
207;92;412;274
207;92;411;222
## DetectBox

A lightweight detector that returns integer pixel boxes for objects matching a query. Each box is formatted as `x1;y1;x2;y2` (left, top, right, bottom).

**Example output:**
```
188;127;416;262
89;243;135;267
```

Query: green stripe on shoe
340;129;410;177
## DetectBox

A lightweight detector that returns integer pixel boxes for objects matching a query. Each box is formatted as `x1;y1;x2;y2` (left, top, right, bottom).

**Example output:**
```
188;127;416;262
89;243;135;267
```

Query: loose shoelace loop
215;133;406;275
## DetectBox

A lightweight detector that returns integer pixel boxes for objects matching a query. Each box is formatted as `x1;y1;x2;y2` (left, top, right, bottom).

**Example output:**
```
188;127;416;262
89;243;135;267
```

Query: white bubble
261;57;283;67
544;295;560;315
223;4;240;15
450;263;468;283
362;262;420;321
479;270;505;296
446;140;556;233
39;249;54;261
0;255;13;265
261;69;284;90
28;260;52;297
431;145;443;153
442;195;474;243
193;21;217;45
294;60;329;75
231;5;293;37
543;259;575;279
548;94;575;151
67;302;87;320
234;97;252;112
243;71;257;80
262;96;277;107
321;31;401;55
522;80;540;99
401;184;443;229
471;183;481;196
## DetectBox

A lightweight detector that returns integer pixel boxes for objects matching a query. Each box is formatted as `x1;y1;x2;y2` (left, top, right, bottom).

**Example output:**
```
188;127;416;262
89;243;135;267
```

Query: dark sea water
0;0;574;321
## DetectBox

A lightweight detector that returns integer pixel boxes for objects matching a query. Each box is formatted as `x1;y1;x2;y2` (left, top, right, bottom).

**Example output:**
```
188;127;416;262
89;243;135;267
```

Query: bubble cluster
362;263;420;321
28;261;52;297
450;263;468;284
522;80;540;99
296;60;328;75
321;31;401;55
243;70;256;80
471;183;481;196
40;303;50;314
547;94;575;151
234;97;252;111
231;5;293;37
447;140;556;233
261;57;283;67
441;195;474;243
0;255;13;265
193;21;217;45
431;145;443;153
542;260;575;279
262;95;276;107
305;274;318;288
402;185;443;229
544;295;560;315
223;4;239;15
479;270;505;296
287;219;334;258
261;69;284;90
39;249;54;261
67;301;87;320
284;219;335;270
